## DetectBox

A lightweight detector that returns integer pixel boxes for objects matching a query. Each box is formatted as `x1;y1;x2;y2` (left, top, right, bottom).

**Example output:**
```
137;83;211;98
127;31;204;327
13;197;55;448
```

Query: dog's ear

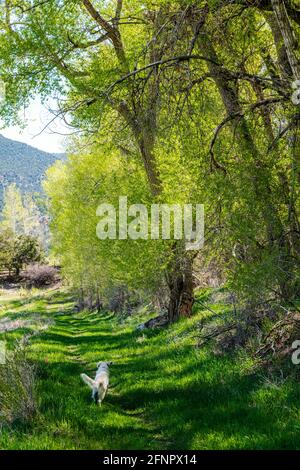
97;361;113;367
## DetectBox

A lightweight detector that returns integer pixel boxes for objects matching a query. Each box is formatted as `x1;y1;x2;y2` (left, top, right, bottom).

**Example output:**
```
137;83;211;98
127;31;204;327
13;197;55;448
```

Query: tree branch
114;0;123;27
221;0;300;27
105;54;220;96
209;97;284;169
67;32;109;49
81;0;127;68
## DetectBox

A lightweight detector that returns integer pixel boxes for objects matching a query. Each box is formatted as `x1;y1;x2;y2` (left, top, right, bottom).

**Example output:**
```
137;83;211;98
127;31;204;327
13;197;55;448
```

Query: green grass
1;287;300;450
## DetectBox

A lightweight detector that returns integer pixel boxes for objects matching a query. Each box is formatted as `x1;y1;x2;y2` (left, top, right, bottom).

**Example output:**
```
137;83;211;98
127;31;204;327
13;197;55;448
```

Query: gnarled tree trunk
167;252;194;323
271;0;300;80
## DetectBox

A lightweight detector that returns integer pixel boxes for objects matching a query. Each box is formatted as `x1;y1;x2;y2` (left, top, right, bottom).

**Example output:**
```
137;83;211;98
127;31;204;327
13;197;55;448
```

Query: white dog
80;361;113;405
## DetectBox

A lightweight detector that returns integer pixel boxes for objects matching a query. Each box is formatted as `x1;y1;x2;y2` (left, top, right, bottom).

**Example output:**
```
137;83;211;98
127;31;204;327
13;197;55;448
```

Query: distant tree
11;235;42;276
0;231;42;276
1;184;50;249
1;184;24;234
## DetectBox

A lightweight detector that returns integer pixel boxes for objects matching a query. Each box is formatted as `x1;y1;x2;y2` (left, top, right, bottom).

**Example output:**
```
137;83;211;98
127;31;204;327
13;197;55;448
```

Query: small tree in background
1;184;24;234
0;231;42;277
1;184;50;249
11;235;42;276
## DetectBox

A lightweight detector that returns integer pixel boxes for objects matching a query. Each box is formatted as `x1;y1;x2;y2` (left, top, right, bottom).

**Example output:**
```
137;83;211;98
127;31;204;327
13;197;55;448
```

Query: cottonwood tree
0;0;198;320
1;183;24;234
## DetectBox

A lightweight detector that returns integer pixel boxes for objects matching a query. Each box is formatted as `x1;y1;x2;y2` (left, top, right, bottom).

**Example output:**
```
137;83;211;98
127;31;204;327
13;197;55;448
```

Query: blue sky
1;97;70;153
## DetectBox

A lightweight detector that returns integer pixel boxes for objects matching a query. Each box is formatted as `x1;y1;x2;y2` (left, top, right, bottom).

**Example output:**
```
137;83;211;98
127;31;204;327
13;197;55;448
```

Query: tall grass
0;340;37;426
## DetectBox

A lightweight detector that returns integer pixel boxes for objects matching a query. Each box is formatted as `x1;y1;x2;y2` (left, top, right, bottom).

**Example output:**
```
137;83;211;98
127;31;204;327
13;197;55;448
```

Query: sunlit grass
0;288;300;449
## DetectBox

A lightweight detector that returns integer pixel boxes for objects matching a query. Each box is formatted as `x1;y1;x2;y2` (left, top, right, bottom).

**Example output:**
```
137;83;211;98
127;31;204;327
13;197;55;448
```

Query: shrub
0;340;37;426
106;286;145;315
0;232;42;277
23;264;59;287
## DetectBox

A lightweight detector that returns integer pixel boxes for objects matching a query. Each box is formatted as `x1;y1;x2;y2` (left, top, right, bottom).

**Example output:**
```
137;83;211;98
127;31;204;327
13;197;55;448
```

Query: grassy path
1;288;300;449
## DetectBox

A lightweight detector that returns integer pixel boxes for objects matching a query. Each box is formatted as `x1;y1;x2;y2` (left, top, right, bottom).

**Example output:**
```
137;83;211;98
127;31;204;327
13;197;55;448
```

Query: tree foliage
1;183;50;248
0;230;42;276
1;1;300;316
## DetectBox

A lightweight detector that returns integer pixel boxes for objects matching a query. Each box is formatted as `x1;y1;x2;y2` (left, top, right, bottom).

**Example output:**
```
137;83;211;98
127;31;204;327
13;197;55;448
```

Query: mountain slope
0;134;64;206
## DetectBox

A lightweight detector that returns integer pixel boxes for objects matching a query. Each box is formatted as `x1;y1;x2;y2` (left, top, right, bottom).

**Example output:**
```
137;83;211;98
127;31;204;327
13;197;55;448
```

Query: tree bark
264;11;293;79
271;0;300;80
167;252;194;323
271;0;300;198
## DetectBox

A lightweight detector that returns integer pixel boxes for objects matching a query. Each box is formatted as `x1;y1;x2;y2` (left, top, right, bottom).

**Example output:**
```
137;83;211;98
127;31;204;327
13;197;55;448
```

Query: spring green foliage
44;146;174;297
1;184;24;234
1;2;300;449
1;288;300;449
1;183;50;248
0;2;300;302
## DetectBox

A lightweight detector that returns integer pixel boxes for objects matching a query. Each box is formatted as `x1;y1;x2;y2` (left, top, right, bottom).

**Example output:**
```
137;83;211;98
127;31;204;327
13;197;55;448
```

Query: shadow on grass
3;291;300;450
111;359;300;449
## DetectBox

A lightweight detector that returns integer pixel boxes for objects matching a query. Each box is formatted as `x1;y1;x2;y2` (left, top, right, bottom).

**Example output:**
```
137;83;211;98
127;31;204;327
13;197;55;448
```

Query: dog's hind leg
97;383;106;405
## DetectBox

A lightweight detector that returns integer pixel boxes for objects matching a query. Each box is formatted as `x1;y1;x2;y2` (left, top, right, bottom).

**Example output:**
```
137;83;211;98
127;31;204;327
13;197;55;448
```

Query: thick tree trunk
264;11;293;79
271;0;300;192
167;254;194;323
117;9;196;322
271;0;300;80
138;133;162;197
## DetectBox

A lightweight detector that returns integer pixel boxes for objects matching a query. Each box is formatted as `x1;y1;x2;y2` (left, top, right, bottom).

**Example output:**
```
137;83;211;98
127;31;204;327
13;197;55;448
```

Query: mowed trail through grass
1;288;300;450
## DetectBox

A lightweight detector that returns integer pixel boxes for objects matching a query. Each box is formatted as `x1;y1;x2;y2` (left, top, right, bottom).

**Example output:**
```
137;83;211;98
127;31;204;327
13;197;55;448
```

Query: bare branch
67;32;109;49
105;54;220;96
209;97;284;170
268;113;300;150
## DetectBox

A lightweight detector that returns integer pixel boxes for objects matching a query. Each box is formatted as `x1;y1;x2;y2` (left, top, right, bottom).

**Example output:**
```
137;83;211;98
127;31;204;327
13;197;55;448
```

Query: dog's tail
80;373;95;389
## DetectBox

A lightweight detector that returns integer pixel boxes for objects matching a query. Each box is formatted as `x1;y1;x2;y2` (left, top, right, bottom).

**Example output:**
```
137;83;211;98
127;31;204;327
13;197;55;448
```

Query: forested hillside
0;134;64;207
